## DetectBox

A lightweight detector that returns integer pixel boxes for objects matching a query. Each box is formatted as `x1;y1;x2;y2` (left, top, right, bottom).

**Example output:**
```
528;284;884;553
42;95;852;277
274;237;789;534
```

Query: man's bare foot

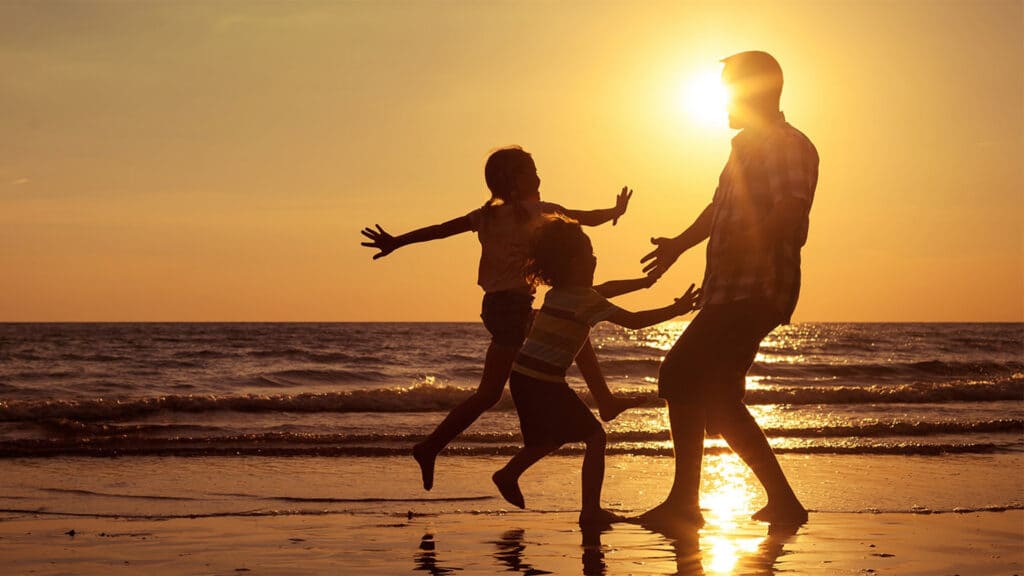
632;501;706;530
752;500;808;525
412;442;436;491
598;395;646;422
492;469;525;509
578;508;626;527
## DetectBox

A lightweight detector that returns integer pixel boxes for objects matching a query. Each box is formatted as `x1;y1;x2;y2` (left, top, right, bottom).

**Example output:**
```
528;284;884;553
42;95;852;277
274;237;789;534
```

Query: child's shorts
480;291;534;348
509;371;602;447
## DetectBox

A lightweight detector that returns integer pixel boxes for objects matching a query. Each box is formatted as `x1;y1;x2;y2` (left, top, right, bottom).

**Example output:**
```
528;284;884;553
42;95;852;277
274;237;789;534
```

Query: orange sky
2;1;1021;321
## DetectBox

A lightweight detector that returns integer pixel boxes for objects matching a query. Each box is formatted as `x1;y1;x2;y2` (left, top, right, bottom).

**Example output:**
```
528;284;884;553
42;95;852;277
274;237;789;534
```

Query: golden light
700;454;765;574
682;68;730;128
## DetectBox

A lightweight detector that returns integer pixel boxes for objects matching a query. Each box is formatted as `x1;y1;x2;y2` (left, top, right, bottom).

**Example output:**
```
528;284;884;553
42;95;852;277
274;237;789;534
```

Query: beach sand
1;454;1022;575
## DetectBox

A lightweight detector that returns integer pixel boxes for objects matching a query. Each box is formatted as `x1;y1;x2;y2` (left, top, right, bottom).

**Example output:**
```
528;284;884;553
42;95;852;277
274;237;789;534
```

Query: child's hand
640;273;658;289
671;283;702;315
360;224;399;260
612;186;633;225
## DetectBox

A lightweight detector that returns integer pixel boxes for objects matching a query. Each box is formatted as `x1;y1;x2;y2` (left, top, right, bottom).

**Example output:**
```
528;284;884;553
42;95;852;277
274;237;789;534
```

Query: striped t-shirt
512;287;622;383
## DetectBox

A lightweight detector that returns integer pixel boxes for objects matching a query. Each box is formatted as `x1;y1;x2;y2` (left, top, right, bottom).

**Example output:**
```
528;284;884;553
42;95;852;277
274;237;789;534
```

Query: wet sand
1;453;1022;574
1;509;1021;575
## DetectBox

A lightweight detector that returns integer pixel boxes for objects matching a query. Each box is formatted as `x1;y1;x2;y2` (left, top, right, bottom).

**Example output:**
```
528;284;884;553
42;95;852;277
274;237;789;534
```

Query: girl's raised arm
593;275;657;299
605;284;700;330
561;187;632;227
360;214;474;260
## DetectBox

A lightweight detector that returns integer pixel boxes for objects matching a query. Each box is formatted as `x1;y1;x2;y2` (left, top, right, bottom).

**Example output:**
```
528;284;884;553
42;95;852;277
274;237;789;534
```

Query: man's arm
360;215;474;260
593;276;657;299
560;187;632;227
640;202;714;277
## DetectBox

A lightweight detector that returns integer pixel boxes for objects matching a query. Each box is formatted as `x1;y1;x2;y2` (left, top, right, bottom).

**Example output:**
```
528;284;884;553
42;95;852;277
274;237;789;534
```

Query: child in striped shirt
492;216;701;526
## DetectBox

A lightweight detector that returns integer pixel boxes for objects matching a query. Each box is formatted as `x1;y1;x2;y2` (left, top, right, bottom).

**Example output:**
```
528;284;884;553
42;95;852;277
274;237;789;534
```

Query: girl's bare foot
492;469;525;509
598;395;646;422
412;442;436;491
578;508;626;527
752;500;808;525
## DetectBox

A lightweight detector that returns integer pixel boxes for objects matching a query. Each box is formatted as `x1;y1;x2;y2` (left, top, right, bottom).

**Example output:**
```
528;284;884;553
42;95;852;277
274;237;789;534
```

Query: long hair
524;215;590;288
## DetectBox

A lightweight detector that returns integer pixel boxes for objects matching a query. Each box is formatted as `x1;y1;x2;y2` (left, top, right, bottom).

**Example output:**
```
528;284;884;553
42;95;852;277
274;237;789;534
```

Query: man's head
721;51;784;129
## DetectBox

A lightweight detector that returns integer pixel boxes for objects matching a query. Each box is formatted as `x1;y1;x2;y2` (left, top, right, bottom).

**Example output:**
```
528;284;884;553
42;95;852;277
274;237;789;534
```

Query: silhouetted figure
638;51;818;529
361;147;645;491
491;217;700;526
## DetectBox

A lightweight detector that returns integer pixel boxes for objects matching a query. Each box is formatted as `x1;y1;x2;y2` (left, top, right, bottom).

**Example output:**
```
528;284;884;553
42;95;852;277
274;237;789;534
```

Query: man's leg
414;341;518;490
636;401;706;527
712;402;807;524
636;309;715;528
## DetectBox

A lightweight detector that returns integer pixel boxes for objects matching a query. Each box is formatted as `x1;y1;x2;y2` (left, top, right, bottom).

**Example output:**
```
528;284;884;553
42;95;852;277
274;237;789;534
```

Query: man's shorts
480;290;535;348
658;299;781;406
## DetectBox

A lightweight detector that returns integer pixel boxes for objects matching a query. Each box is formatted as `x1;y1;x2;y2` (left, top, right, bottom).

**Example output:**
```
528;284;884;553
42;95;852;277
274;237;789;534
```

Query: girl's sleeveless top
465;200;564;294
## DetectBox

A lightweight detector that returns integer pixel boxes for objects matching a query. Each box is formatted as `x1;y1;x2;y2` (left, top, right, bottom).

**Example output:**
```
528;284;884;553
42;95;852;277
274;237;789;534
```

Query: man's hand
641;236;685;278
360;224;399;260
612;186;633;226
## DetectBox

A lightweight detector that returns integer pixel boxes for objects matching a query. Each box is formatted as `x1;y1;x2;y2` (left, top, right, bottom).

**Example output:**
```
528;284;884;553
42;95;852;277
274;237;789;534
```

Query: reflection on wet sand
413;454;799;574
492;528;552;574
414;533;461;575
639;453;800;575
581;524;611;576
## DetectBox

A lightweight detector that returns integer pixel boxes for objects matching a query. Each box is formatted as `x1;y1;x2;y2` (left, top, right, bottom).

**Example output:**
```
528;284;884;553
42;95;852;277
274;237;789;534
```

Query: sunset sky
2;1;1021;322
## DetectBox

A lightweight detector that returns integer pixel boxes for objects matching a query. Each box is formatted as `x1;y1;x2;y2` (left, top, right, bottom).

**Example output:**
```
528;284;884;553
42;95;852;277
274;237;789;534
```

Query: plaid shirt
701;113;819;323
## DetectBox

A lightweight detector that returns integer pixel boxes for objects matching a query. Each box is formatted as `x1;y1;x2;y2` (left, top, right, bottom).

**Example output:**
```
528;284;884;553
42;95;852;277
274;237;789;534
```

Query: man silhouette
639;51;817;527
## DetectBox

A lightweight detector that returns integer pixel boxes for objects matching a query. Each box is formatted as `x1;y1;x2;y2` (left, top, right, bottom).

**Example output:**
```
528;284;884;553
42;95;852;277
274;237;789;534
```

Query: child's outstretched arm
561;187;632;227
360;215;473;260
605;284;701;330
593;274;657;299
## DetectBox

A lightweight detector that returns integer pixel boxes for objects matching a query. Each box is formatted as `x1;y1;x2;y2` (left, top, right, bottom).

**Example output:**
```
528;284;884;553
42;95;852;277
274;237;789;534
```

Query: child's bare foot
412;442;436;491
751;500;808;525
492;469;525;509
578;508;626;527
598;395;646;422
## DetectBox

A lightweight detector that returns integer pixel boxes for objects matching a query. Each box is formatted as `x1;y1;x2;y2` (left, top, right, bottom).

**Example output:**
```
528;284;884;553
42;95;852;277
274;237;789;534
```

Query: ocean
1;322;1022;522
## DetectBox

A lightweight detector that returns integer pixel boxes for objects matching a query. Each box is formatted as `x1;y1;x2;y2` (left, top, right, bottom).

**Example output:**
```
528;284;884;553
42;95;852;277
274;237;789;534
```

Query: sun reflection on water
636;321;689;351
699;454;766;574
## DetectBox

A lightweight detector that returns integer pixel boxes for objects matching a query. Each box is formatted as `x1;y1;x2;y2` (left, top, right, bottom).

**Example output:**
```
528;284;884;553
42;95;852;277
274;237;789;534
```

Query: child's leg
492;445;557;509
414;340;517;490
578;427;622;525
575;338;645;422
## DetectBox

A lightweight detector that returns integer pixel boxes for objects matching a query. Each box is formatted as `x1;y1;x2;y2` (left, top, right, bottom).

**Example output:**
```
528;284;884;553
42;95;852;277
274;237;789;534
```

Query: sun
682;68;730;128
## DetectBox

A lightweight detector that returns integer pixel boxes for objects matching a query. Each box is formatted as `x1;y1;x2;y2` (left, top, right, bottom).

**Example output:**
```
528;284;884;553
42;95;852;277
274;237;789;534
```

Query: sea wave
256;368;393;387
1;377;1020;423
34;419;1024;442
0;439;1017;458
751;359;1024;380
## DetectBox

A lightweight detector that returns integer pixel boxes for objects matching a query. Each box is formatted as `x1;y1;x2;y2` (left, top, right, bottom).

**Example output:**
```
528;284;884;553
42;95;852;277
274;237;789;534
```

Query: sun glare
682;68;729;128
